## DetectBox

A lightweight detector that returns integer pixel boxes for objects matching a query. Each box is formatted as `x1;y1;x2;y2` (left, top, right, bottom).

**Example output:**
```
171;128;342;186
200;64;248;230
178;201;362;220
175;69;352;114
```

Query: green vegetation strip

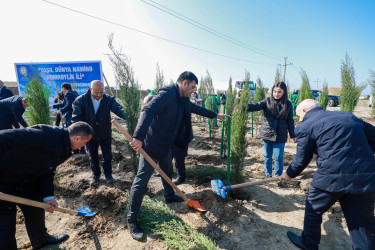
130;195;218;250
185;164;227;179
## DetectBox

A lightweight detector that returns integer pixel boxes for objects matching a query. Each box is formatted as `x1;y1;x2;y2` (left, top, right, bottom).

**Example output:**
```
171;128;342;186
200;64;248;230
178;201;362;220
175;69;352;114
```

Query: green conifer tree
24;73;52;126
154;63;165;93
319;80;329;110
275;66;282;84
298;68;313;104
231;73;251;183
340;53;361;113
253;76;266;135
108;33;141;173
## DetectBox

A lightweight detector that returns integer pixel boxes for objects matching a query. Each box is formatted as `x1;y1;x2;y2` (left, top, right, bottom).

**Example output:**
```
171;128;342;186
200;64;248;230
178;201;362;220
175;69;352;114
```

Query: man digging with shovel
279;99;375;250
0;122;93;249
127;71;228;241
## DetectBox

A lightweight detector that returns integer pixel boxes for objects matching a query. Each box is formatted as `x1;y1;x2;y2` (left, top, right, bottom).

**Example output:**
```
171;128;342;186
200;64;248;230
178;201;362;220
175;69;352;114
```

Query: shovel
112;119;206;212
0;192;96;217
211;169;315;198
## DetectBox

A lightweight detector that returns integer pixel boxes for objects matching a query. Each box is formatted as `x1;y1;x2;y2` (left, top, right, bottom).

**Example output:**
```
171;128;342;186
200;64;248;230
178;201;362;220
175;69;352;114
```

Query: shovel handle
0;192;78;216
111;120;190;203
223;169;315;190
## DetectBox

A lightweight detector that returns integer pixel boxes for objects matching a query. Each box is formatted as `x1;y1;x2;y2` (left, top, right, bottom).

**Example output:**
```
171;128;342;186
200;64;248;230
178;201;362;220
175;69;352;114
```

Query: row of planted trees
224;53;374;185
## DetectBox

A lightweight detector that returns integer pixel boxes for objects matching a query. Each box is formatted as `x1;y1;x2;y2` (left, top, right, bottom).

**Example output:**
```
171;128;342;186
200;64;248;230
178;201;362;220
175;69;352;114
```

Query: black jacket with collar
133;83;217;160
0;95;28;129
72;90;126;141
0;125;72;198
247;97;295;142
286;107;375;194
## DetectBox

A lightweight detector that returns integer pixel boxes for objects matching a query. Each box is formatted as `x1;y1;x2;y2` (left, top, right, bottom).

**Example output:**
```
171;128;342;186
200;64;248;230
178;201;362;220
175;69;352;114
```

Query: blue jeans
86;135;112;179
263;139;285;177
127;148;175;223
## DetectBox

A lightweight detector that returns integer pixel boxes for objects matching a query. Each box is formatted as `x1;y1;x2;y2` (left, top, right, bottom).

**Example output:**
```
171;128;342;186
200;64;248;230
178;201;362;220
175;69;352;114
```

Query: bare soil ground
15;101;375;249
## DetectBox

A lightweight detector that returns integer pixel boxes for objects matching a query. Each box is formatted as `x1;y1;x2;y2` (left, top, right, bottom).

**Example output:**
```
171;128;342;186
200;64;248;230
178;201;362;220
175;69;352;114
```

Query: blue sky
1;0;374;93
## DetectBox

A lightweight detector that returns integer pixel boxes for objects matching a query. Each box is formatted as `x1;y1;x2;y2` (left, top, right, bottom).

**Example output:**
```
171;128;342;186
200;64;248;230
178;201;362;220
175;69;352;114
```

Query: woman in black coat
247;82;296;177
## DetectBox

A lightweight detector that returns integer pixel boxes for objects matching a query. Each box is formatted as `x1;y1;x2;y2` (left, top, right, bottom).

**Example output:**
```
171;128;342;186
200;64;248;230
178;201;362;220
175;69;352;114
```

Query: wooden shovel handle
0;192;78;216
224;169;315;190
103;72;114;97
111;120;190;203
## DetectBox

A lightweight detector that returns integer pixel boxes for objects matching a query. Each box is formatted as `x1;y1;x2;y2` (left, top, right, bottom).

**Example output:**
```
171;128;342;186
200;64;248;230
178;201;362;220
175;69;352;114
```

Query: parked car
295;90;340;107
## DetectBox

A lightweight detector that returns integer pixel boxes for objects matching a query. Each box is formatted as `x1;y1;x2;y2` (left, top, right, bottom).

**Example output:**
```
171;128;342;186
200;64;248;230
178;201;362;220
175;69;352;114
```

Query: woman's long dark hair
266;82;289;119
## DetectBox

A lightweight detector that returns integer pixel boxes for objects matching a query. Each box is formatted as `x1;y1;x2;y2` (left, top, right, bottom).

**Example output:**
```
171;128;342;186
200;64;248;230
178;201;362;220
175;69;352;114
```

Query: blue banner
14;61;102;106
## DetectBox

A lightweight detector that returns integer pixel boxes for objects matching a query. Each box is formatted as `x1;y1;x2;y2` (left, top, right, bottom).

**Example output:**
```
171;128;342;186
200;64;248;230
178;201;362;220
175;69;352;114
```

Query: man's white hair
299;99;320;111
90;80;104;88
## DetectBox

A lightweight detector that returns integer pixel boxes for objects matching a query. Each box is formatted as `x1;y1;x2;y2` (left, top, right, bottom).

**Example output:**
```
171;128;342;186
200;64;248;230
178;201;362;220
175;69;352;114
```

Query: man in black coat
72;80;126;186
128;71;228;241
0;95;28;130
0;80;14;100
52;82;79;127
0;121;93;250
280;99;375;250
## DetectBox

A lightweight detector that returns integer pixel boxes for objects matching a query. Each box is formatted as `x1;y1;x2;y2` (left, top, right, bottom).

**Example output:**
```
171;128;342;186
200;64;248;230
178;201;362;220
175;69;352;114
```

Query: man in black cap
0;95;28;130
0;121;93;250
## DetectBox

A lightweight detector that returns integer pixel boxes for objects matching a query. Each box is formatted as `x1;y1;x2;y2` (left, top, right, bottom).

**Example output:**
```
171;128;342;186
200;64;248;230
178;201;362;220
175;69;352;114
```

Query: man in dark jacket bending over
280;99;375;250
72;80;126;186
0;121;93;250
0;95;28;130
128;71;228;241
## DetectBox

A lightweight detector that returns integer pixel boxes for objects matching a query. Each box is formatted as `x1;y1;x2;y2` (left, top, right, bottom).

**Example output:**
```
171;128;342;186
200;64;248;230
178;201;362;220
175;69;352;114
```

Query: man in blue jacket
52;82;79;127
0;80;14;100
0;95;28;130
280;99;375;250
0;121;93;250
72;80;126;186
128;71;227;241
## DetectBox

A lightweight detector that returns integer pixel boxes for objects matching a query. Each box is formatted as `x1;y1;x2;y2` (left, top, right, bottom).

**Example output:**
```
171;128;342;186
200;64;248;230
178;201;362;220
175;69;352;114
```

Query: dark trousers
55;112;62;127
0;183;47;249
302;185;375;249
172;145;188;179
86;135;112;178
127;148;175;223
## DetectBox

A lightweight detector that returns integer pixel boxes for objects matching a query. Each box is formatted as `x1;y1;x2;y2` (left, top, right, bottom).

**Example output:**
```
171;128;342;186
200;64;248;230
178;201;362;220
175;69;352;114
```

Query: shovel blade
187;200;207;212
76;205;96;217
211;179;226;199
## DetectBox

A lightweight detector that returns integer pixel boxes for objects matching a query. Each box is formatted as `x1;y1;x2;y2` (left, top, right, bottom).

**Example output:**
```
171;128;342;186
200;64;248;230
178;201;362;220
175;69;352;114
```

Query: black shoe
165;194;184;204
173;176;185;185
90;177;99;187
128;222;145;241
105;175;114;184
287;231;308;250
33;234;69;250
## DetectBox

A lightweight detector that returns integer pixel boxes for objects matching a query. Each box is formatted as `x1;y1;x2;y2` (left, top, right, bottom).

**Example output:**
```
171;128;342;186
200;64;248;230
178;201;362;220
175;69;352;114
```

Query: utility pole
278;57;293;82
313;79;321;90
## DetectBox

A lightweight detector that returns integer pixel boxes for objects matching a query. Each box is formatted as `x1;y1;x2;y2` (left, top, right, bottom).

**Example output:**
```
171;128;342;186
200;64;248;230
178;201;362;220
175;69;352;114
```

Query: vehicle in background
234;80;256;95
296;89;340;107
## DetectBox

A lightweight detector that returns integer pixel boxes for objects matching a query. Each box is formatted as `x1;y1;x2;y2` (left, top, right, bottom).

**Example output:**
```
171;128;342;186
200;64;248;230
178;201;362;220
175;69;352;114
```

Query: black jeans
127;148;175;223
0;183;47;249
86;135;113;179
172;145;188;179
302;185;375;249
